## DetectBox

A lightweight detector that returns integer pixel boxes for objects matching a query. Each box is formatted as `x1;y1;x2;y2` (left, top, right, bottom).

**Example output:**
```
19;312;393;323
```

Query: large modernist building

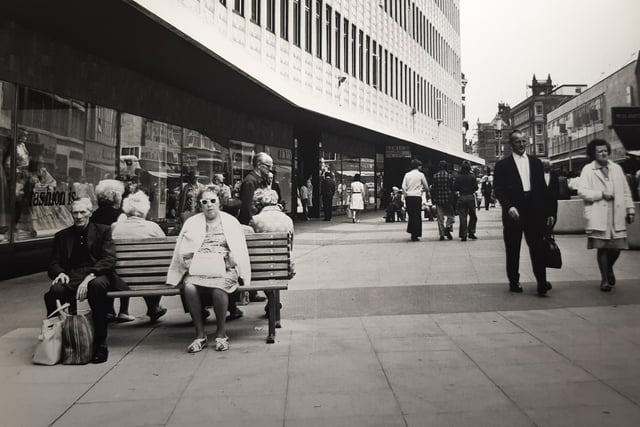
0;0;477;277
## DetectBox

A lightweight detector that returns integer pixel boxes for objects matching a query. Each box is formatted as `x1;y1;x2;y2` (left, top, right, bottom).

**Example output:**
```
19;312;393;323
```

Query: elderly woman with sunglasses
166;186;251;352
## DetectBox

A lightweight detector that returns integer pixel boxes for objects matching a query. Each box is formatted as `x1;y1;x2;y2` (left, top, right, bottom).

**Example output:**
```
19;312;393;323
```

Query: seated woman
249;188;294;316
166;186;251;353
111;191;167;321
92;179;132;322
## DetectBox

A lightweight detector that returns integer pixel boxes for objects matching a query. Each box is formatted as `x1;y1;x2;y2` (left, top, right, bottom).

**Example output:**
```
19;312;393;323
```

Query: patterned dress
184;221;240;293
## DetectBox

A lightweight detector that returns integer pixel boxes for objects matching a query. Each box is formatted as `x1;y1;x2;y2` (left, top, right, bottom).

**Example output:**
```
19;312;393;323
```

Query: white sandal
215;337;229;351
187;337;208;353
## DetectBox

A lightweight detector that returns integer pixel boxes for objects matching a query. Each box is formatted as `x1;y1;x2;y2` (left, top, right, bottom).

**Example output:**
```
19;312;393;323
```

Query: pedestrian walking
401;158;429;241
349;174;365;223
481;178;493;210
578;139;635;292
493;130;555;296
453;161;478;241
320;171;336;221
431;160;455;240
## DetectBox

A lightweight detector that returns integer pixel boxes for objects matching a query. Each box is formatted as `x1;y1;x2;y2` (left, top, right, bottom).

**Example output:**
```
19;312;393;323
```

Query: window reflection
0;81;15;243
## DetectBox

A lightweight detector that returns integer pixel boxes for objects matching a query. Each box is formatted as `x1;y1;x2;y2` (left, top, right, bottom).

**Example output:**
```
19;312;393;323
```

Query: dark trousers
44;274;113;347
483;194;491;210
502;200;547;286
322;195;333;220
457;195;477;238
405;196;422;239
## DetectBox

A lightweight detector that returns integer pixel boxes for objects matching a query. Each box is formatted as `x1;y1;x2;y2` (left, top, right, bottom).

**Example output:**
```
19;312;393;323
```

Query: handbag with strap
32;302;70;366
61;304;95;365
544;234;562;269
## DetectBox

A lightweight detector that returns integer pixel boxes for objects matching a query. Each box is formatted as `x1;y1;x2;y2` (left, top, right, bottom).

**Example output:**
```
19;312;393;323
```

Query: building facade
547;58;640;173
475;103;512;172
510;75;584;158
0;0;478;278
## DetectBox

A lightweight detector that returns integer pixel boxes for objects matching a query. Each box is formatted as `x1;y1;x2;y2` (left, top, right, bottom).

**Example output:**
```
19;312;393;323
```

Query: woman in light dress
349;173;365;223
166;186;251;352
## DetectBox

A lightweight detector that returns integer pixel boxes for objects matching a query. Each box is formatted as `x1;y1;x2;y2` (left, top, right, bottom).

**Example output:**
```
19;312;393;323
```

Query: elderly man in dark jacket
44;197;117;363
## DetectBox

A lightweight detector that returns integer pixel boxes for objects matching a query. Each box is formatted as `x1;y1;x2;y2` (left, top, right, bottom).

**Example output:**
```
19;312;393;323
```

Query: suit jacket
239;171;265;225
48;222;117;279
545;171;560;222
493;155;554;222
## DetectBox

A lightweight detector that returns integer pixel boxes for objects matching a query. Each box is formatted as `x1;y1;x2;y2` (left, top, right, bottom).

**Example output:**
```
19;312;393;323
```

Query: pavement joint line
360;316;410;427
448;311;535;424
494;310;640;410
48;326;157;426
282;329;293;427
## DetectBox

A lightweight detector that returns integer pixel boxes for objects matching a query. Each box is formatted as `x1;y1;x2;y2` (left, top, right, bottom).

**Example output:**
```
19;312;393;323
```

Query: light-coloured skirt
350;193;364;210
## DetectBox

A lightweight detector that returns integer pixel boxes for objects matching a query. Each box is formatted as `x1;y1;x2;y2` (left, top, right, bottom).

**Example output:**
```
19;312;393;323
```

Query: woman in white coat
578;139;635;292
166;186;251;352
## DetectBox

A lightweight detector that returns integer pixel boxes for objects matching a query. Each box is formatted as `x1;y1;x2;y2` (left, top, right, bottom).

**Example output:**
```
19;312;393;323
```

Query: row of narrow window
220;0;460;129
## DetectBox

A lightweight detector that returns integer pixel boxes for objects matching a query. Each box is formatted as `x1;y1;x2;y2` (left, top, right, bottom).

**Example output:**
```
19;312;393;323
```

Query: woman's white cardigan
578;160;634;233
166;212;251;286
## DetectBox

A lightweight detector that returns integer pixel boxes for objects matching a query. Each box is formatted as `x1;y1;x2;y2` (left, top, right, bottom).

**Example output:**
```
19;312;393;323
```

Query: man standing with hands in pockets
402;158;430;242
494;130;555;296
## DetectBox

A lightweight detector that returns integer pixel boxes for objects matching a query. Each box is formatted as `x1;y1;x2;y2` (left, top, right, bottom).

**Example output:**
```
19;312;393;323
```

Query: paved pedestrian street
2;207;640;426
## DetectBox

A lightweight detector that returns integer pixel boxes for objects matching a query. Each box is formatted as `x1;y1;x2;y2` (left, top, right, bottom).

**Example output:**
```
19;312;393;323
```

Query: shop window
229;139;258;196
120;113;181;227
180;129;229;221
0;81;15;243
320;150;340;209
264;145;293;213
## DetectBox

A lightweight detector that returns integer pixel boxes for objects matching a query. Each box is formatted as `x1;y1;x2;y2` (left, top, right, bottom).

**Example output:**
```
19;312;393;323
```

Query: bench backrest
114;232;292;286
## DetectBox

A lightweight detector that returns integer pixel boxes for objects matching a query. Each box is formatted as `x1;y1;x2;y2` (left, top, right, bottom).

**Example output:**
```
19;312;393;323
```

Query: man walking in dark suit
44;198;117;363
320;172;336;221
494;130;555;296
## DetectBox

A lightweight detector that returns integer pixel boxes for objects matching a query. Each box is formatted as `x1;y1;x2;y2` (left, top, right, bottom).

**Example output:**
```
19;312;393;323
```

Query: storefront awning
550;153;587;164
146;171;180;179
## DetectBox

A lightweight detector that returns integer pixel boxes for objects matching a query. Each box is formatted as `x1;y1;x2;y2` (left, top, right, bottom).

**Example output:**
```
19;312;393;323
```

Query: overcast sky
460;0;640;141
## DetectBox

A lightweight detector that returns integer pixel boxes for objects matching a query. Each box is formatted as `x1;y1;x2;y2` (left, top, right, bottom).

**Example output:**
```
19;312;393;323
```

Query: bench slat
246;240;289;248
116;266;172;275
116;250;175;259
116;259;173;268
251;262;289;271
245;233;289;241
247;247;290;255
252;271;291;280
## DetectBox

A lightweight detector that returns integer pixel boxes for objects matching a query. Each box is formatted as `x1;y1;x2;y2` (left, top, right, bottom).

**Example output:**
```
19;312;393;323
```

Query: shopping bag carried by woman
32;301;70;365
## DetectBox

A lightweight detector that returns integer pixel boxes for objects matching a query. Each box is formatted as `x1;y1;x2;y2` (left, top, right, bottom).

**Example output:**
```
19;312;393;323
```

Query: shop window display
319;150;340;210
229;140;258;198
14;87;116;241
264;145;292;212
0;81;15;243
120;114;181;231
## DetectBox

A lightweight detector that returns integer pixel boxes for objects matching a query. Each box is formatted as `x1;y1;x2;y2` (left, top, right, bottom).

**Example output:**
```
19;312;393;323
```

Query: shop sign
385;145;411;158
612;107;640;150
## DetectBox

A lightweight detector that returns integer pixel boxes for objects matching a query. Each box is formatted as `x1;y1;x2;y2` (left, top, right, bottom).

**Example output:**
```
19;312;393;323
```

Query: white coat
166;211;251;286
578;160;634;233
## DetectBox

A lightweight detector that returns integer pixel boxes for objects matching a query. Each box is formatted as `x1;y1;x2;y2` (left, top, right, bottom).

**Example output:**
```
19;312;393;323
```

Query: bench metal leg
266;290;276;344
275;290;281;329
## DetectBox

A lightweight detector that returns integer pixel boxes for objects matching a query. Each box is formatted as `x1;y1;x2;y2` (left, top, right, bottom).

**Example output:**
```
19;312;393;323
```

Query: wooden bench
108;232;293;343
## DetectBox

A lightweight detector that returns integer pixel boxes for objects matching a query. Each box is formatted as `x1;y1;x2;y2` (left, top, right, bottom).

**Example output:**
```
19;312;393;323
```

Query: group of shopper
42;152;294;362
400;131;635;297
